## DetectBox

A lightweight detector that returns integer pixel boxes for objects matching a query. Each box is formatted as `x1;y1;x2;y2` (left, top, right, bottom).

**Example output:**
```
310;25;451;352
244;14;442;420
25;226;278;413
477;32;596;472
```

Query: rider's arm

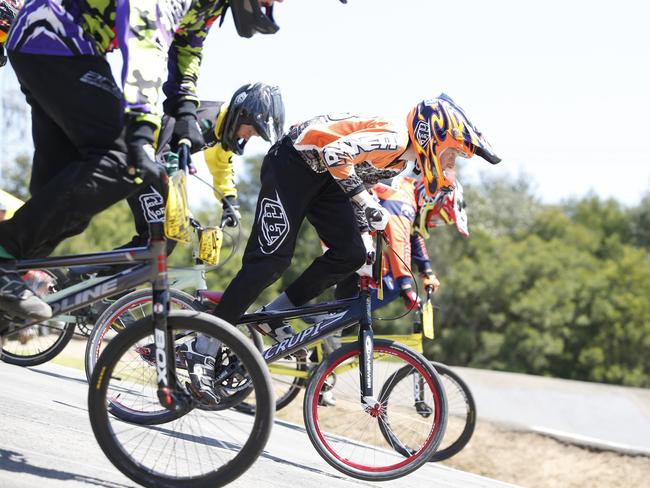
116;0;173;129
162;4;225;116
411;233;432;275
203;144;237;200
385;212;415;288
411;232;440;291
320;126;407;197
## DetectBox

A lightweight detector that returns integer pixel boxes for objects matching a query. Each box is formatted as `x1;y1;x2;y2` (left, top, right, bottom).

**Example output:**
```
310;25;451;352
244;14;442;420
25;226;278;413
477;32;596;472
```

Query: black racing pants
0;52;137;259
213;138;366;325
117;179;176;255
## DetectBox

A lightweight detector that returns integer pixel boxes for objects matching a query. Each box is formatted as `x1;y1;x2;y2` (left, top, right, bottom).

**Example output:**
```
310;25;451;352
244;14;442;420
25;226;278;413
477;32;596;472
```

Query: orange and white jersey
288;114;409;195
373;177;432;282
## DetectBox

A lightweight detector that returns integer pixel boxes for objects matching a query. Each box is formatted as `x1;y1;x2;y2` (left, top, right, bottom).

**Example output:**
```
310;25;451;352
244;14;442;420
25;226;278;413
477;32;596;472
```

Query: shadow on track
0;448;133;488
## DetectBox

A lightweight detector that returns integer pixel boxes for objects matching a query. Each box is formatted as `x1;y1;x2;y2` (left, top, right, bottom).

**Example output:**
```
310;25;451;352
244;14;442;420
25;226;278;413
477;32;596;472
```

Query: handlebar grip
177;139;192;172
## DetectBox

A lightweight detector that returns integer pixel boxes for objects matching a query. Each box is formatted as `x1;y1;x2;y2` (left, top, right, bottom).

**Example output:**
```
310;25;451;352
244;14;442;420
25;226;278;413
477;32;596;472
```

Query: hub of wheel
365;402;384;418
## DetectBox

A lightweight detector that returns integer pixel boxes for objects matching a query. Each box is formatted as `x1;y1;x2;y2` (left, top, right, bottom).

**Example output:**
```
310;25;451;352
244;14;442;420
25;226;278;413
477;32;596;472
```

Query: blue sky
190;0;650;207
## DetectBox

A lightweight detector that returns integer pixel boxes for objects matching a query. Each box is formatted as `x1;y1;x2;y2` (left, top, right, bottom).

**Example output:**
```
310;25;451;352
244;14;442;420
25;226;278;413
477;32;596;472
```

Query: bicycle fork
358;276;382;416
151;223;190;413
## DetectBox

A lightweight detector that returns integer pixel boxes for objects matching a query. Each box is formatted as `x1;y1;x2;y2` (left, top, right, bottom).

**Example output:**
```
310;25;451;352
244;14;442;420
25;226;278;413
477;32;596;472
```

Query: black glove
171;101;205;152
125;119;165;185
0;45;7;68
221;195;241;228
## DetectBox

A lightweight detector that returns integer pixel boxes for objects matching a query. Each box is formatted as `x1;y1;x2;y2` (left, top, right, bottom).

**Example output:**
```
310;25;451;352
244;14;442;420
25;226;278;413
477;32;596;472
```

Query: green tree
1;153;31;201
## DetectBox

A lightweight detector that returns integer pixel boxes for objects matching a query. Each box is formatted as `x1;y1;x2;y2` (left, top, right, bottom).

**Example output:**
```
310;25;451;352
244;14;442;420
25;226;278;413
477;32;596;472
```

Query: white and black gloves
351;190;390;231
356;232;375;277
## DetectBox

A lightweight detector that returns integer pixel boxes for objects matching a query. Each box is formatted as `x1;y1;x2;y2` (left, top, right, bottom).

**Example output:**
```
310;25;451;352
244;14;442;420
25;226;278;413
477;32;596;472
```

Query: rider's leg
213;139;332;326
118;180;176;254
283;180;366;307
27;99;80;197
0;53;136;319
0;52;135;259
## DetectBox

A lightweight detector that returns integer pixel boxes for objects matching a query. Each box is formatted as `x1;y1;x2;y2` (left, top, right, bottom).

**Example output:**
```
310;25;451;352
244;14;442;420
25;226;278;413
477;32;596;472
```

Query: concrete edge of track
488;419;650;457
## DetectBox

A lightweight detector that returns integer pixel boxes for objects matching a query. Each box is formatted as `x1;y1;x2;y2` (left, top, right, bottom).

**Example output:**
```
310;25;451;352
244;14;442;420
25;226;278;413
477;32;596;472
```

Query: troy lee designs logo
414;120;431;148
139;190;165;223
50;278;119;315
258;192;290;254
322;133;400;167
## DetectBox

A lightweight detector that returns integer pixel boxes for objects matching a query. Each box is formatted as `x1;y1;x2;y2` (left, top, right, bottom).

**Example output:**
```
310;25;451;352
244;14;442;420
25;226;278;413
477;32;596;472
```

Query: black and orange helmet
407;93;500;197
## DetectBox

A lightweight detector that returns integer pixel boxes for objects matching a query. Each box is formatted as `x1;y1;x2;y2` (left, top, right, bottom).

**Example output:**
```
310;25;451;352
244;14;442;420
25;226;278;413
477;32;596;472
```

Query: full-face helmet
415;179;469;237
407;93;500;197
221;82;285;155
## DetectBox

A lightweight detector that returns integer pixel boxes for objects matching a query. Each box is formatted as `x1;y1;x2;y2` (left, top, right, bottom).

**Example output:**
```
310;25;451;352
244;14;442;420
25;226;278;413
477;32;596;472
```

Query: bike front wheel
88;310;274;488
303;339;447;481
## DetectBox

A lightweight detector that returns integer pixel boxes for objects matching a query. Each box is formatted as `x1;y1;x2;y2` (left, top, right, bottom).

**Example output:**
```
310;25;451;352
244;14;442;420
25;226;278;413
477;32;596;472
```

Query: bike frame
261;310;426;380
237;234;388;405
237;277;375;401
11;223;183;408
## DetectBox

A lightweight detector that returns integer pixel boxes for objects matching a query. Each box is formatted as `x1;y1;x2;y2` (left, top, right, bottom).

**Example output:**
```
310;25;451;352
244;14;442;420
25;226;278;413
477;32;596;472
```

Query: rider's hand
421;270;441;293
352;190;390;231
0;44;7;68
221;196;241;228
171;101;205;152
399;285;420;311
125;119;166;185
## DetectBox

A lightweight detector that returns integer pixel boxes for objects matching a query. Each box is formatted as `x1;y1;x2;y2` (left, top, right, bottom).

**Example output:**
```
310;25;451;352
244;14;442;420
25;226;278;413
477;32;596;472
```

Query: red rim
94;298;151;364
94;296;192;364
311;345;441;472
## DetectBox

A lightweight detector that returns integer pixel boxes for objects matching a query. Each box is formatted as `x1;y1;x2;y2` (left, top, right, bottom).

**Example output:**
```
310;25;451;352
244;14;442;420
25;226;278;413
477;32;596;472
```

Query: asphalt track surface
455;367;650;455
0;362;517;488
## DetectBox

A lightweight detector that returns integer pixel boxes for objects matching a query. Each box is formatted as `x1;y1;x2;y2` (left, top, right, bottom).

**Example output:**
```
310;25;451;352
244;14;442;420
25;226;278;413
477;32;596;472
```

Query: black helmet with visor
221;82;285;155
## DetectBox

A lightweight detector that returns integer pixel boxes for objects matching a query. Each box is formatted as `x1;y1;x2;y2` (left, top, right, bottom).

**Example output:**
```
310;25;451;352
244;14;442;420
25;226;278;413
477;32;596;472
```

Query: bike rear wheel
84;288;197;381
428;362;476;461
88;310;274;488
303;339;447;481
379;361;476;462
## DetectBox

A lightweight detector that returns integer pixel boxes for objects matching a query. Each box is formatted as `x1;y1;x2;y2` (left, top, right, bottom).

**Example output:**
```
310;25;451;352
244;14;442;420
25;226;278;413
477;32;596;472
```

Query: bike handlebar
176;139;196;174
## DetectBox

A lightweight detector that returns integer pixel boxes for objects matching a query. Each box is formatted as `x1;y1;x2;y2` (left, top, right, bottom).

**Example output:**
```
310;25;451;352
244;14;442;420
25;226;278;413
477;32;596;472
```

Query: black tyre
88;310;274;488
1;270;76;366
428;362;476;461
303;339;447;481
379;361;476;461
84;288;197;381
